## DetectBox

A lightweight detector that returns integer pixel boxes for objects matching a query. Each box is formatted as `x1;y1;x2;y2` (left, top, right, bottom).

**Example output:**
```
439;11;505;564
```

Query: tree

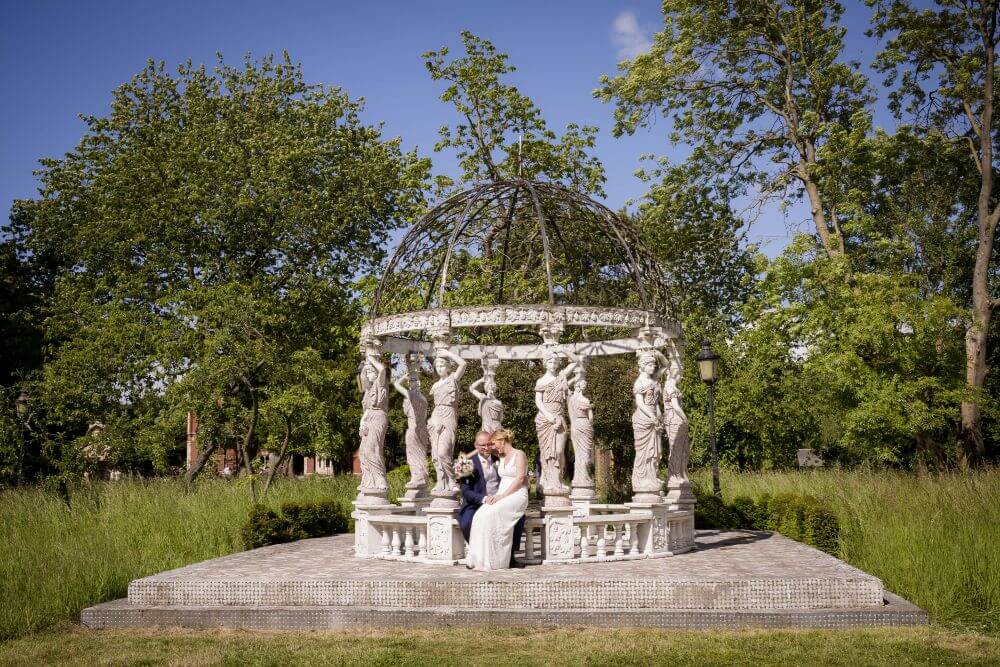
424;31;606;194
597;0;872;258
9;54;429;489
871;0;1000;460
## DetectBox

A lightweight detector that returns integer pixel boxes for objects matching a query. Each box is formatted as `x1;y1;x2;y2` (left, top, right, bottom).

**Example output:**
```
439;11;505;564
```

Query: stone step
128;575;883;610
82;594;927;631
123;531;886;611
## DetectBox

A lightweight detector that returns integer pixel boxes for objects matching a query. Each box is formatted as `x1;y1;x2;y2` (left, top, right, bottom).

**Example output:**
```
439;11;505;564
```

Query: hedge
241;498;350;550
693;485;840;555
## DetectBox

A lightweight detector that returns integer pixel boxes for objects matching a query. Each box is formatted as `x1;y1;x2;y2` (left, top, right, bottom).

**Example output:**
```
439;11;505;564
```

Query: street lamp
15;391;29;420
696;339;721;497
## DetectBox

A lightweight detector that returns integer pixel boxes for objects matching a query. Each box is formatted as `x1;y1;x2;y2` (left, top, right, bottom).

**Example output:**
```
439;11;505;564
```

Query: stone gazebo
352;179;695;564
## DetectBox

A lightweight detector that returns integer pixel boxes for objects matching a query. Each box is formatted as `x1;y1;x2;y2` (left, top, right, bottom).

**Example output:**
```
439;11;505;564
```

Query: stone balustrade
576;513;649;561
356;503;693;565
366;515;433;562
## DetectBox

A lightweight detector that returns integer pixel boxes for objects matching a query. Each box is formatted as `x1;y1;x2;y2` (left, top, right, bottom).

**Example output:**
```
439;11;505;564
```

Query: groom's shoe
509;558;526;569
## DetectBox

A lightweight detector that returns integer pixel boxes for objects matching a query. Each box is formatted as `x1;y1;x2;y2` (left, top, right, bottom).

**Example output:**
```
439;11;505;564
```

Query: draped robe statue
567;377;595;492
534;351;576;494
631;350;668;501
663;361;692;508
358;353;389;498
470;359;503;434
393;355;430;491
427;347;466;493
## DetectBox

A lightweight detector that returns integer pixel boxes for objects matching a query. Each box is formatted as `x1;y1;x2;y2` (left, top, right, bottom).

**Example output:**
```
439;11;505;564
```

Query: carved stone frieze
362;305;677;339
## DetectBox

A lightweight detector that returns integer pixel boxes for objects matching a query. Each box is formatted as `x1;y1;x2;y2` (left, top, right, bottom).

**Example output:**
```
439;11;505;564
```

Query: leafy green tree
9;54;429;491
597;0;872;258
425;31;605;194
870;0;1000;461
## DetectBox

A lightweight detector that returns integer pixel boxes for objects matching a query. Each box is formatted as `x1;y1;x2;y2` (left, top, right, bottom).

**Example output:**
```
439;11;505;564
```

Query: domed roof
370;179;673;319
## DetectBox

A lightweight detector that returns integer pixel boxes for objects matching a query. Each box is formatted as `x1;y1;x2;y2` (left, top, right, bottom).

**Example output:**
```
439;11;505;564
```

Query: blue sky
2;0;907;256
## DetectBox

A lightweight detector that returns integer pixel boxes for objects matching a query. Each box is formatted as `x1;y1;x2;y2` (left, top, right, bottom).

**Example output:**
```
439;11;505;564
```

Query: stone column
399;353;432;513
630;337;665;503
663;341;694;512
568;356;597;515
356;337;389;505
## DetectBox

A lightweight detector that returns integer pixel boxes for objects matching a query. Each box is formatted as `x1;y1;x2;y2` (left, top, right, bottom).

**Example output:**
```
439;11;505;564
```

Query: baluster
580;525;590;558
614;523;625;556
404;527;415;557
381;526;391;555
596;525;607;559
391;527;401;556
524;526;535;560
417;528;427;557
629;522;639;555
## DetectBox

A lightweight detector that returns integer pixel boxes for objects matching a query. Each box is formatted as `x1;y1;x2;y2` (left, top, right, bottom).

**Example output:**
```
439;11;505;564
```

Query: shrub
241;497;350;549
692;485;840;555
693;484;750;529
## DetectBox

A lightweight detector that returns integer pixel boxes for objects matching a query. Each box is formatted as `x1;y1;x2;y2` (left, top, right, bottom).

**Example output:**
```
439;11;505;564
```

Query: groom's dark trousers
458;454;525;563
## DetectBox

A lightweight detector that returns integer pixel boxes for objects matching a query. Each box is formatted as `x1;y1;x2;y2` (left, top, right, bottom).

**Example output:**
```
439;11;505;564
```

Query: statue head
433;352;451;377
405;354;422;386
543;350;562;374
575;378;588;394
637;350;657;377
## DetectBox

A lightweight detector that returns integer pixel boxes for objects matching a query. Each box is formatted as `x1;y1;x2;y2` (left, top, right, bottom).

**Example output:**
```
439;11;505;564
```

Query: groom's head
474;431;493;458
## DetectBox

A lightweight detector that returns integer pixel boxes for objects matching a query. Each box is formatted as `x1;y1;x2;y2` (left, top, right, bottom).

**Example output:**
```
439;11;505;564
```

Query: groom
458;430;525;567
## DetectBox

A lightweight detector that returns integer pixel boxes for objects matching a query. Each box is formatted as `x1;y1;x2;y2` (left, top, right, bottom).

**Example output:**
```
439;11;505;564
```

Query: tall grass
692;467;1000;635
0;476;358;641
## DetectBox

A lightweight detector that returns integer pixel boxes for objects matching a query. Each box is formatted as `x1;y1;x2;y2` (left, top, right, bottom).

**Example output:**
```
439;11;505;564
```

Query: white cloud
611;10;652;59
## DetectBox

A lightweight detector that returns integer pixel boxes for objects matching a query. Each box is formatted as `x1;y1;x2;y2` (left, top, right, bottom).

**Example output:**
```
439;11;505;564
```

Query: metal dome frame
369;178;675;320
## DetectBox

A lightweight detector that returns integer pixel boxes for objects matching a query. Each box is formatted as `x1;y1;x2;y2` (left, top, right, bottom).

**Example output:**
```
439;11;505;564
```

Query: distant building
185;411;337;477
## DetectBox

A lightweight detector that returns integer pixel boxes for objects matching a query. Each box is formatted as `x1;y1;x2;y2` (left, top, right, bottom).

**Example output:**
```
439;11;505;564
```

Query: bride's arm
488;452;527;503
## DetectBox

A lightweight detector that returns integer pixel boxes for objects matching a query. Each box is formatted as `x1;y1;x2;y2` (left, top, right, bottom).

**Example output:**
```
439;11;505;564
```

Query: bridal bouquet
453;453;474;481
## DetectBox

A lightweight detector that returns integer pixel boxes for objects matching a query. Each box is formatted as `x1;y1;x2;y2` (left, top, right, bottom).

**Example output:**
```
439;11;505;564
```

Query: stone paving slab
125;531;885;610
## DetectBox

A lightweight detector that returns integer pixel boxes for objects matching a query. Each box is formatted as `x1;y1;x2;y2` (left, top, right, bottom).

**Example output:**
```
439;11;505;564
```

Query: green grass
2;468;998;647
0;475;359;641
692;467;1000;635
2;626;999;666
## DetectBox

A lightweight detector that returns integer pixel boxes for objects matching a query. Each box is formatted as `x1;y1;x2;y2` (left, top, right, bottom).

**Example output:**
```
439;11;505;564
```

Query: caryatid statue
427;342;467;494
663;342;693;509
357;343;389;503
469;353;503;434
631;347;669;502
392;352;430;493
567;357;596;499
534;347;579;496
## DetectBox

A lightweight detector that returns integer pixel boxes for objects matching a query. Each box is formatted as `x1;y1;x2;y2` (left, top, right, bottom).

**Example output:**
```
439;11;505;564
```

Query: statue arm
392;376;409;398
442;348;467;381
469;376;485;401
634;389;658;421
535;388;557;423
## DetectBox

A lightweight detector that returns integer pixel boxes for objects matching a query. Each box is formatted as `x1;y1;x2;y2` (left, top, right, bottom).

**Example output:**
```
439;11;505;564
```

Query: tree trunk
238;383;259;503
184;440;219;485
262;416;291;498
962;257;992;463
800;164;840;259
962;23;996;464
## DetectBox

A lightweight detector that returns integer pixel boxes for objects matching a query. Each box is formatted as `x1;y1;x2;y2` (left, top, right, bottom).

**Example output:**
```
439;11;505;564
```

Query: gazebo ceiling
369;179;674;320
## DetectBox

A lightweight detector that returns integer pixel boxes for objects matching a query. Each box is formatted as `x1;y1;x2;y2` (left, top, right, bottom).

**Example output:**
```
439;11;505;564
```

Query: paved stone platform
81;530;928;630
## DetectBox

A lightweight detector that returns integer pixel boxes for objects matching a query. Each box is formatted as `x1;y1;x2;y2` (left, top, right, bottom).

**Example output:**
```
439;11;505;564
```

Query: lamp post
696;339;721;497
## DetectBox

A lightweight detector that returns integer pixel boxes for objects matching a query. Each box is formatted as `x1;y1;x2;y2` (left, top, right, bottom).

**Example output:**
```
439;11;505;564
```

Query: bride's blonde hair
490;428;514;447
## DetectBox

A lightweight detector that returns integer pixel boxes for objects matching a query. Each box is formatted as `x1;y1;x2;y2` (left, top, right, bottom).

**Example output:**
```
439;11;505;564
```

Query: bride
465;429;529;571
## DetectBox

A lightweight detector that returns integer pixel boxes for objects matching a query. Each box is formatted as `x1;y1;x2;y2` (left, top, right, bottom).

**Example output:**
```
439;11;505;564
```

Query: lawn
2;626;1000;666
692;467;1000;635
1;467;998;661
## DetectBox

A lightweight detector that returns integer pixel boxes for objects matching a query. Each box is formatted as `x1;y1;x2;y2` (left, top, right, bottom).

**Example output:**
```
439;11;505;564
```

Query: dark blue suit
458;454;525;565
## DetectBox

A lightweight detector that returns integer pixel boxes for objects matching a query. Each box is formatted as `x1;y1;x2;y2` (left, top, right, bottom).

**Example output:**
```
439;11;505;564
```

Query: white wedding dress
466;453;529;570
